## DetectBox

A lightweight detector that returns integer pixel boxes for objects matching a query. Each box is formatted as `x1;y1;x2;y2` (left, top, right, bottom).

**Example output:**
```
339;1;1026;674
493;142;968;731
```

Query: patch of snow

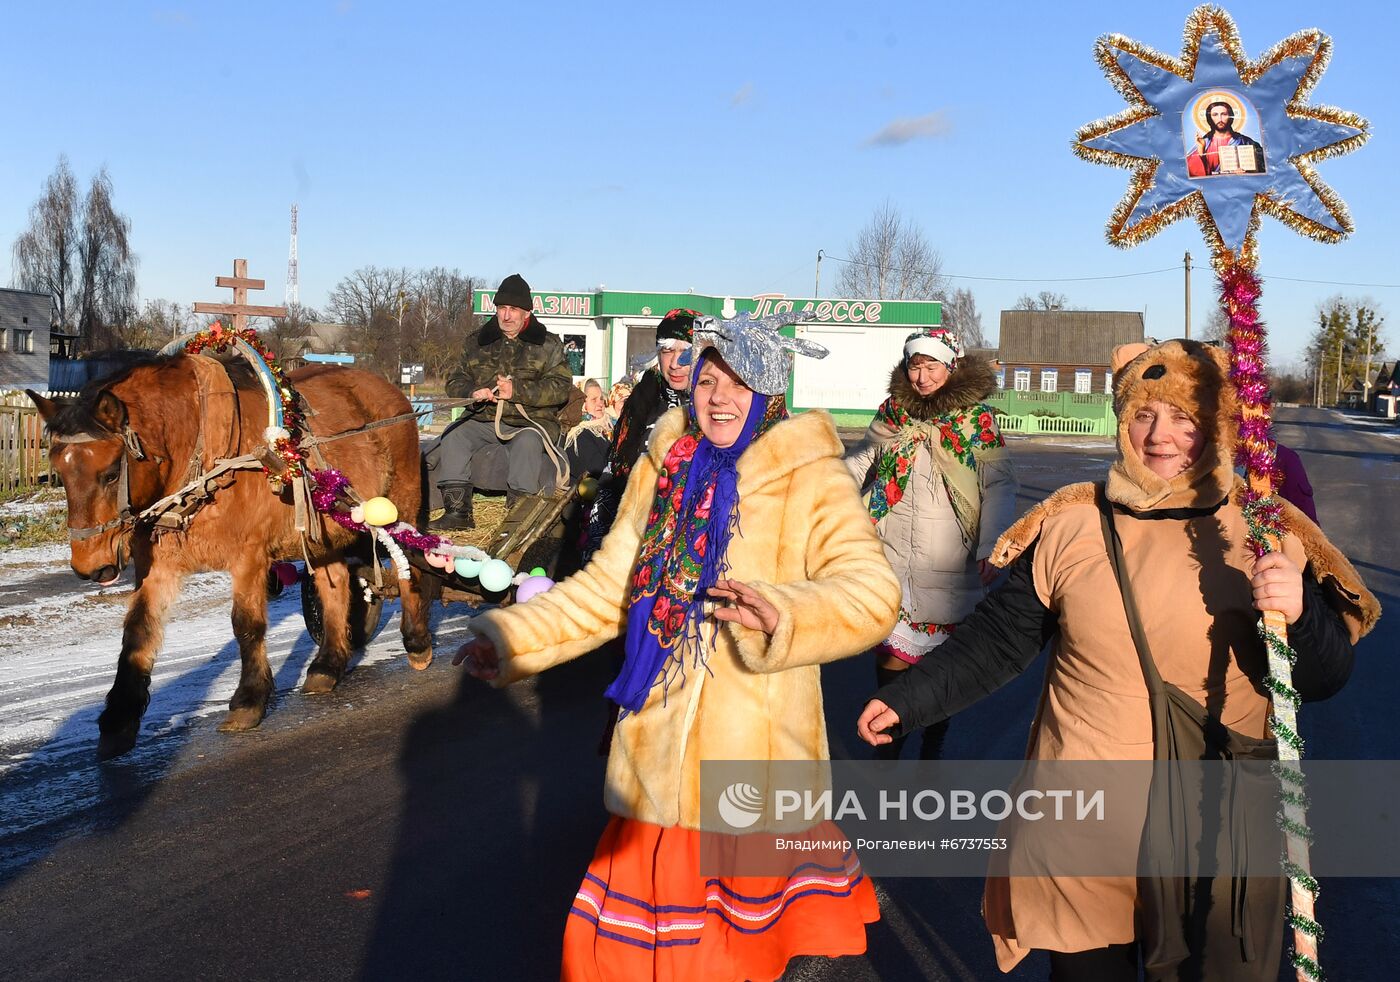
0;552;480;790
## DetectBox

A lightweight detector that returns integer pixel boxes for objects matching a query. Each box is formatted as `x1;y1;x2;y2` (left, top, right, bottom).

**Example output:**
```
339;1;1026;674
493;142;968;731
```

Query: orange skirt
562;816;879;982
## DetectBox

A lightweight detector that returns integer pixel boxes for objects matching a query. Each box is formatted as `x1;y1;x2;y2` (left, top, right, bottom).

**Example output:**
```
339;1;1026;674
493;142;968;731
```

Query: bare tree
1013;290;1069;311
327;266;411;378
120;298;191;349
837;200;946;300
76;168;137;349
11;157;137;351
12;157;79;332
262;302;323;362
1199;306;1229;343
938;287;986;348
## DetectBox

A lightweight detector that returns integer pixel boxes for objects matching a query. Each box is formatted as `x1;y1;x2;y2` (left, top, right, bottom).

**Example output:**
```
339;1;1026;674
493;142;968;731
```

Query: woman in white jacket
845;327;1018;759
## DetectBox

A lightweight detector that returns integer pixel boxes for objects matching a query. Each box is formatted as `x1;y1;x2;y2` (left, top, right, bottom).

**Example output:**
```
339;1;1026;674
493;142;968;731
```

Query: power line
1259;274;1400;290
820;252;1400;290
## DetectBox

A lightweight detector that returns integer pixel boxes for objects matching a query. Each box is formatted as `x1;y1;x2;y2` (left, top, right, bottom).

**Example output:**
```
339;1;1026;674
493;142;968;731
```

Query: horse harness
53;355;481;546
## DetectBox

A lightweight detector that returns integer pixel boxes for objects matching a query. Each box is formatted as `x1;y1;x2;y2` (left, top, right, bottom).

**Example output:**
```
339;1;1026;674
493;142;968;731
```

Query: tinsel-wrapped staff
1072;6;1368;980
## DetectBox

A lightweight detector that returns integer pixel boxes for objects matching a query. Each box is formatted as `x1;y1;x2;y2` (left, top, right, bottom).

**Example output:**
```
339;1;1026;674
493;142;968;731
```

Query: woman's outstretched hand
452;635;500;680
857;699;901;746
707;579;780;635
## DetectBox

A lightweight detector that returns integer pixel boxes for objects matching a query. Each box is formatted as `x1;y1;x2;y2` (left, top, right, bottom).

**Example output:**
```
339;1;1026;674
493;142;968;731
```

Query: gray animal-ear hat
679;310;829;395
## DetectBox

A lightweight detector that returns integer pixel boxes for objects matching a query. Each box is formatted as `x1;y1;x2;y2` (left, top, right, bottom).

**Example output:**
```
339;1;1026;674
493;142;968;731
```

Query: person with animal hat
454;311;900;981
431;273;573;530
857;339;1379;980
844;326;1018;760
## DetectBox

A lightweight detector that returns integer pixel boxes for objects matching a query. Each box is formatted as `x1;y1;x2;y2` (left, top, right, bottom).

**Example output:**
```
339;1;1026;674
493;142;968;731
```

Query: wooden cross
193;258;287;332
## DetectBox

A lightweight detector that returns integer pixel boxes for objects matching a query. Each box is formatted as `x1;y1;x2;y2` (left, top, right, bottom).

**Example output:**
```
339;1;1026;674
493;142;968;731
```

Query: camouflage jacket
445;314;573;440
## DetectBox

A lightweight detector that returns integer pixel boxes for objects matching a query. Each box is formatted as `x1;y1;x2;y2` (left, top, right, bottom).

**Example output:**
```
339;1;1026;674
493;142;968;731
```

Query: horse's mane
46;354;262;438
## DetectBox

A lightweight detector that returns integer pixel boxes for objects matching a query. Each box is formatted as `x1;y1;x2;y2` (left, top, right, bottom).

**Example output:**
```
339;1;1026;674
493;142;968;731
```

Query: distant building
0;288;52;390
280;322;352;370
996;309;1146;394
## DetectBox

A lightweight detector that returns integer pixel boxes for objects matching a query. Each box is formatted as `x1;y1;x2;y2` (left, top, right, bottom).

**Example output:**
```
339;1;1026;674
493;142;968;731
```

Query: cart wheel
300;565;387;648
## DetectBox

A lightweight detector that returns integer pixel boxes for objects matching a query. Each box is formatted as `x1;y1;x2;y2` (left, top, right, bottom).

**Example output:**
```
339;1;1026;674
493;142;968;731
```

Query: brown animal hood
1105;339;1238;512
886;353;998;420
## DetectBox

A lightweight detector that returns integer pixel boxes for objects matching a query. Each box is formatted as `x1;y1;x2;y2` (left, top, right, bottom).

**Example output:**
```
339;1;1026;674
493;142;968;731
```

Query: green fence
984;390;1117;437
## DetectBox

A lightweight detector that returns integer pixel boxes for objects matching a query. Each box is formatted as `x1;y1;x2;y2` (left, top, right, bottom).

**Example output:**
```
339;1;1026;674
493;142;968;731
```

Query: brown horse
27;354;433;759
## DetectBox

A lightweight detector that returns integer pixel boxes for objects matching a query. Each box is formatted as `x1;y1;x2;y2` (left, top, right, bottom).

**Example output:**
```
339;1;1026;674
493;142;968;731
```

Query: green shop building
471;288;941;428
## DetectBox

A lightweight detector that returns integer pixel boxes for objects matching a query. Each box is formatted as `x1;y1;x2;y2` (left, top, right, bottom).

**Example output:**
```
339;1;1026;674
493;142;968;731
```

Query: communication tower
285;204;299;306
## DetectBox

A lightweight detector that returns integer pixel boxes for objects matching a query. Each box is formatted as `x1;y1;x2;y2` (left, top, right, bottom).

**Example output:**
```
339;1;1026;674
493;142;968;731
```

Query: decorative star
1073;5;1368;260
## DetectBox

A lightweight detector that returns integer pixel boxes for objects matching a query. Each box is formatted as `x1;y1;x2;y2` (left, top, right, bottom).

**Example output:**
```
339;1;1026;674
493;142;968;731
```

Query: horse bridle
52;426;153;541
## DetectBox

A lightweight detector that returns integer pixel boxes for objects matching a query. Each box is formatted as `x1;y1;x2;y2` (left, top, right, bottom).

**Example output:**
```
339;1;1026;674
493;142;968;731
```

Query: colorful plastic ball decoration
453;556;483;578
515;575;555;603
425;551;450;569
478;559;514;593
361;496;399;527
577;476;599;502
529;567;547;577
349;505;366;524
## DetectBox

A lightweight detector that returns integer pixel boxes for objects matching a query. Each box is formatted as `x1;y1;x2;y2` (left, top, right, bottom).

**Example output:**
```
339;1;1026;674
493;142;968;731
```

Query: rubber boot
430;482;475;531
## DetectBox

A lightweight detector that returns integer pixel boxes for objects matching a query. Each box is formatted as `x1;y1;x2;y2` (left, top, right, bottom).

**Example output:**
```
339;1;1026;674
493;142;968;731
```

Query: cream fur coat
469;408;900;830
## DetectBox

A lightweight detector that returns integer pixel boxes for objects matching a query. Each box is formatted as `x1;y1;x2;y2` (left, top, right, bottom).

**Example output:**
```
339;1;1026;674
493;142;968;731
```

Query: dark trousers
436;417;547;494
873;662;950;760
1049;942;1138;981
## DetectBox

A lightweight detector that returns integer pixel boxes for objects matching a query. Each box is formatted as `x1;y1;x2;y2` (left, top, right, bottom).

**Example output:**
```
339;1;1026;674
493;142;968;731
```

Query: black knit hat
657;308;699;345
493;273;533;311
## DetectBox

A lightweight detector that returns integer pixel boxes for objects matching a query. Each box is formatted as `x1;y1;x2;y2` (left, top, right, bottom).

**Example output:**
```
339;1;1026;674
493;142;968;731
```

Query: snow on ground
1328;409;1400;439
0;549;480;787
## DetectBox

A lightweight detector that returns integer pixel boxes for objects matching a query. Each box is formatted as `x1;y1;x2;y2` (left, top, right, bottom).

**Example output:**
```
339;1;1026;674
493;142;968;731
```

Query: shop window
562;335;586;376
1075;369;1092;394
1040;369;1058;393
1013;369;1031;392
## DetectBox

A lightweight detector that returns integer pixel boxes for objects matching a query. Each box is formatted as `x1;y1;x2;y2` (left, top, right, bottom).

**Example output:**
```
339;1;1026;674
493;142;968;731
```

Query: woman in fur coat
844;327;1018;759
858;339;1380;980
455;312;900;982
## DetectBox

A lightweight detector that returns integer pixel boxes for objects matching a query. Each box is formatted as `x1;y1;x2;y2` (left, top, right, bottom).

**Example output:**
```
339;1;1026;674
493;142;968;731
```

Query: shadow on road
358;646;609;980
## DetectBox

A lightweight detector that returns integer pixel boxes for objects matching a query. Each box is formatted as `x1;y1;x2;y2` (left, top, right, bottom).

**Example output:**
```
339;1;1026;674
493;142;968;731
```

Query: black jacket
877;543;1355;739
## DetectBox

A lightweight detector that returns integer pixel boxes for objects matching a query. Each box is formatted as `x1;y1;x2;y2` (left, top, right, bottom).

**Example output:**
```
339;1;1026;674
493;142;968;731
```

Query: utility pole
1315;346;1323;408
1183;251;1192;339
814;250;823;298
1334;336;1344;406
1363;314;1375;409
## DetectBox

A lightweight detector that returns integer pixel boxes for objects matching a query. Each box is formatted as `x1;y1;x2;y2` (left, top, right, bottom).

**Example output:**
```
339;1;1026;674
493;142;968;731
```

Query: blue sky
3;1;1396;365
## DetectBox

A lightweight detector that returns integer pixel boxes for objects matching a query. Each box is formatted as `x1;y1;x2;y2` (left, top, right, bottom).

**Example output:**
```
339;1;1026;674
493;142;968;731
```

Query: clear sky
3;0;1396;366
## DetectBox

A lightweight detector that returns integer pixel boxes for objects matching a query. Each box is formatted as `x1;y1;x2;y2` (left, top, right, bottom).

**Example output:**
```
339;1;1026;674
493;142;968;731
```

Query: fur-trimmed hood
887;354;998;421
475;312;550;347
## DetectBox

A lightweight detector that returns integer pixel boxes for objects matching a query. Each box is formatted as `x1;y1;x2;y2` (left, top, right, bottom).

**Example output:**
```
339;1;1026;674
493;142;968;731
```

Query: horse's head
28;388;164;585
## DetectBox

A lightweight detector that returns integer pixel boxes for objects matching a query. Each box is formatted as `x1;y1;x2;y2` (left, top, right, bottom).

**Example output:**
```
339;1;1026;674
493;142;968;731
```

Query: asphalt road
0;407;1395;981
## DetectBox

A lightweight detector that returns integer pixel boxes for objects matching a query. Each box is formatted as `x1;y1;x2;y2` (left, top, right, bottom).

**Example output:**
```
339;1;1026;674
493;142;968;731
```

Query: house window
1040;369;1058;392
996;368;1006;389
1105;370;1113;393
1075;369;1092;394
13;329;33;353
1013;369;1031;392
